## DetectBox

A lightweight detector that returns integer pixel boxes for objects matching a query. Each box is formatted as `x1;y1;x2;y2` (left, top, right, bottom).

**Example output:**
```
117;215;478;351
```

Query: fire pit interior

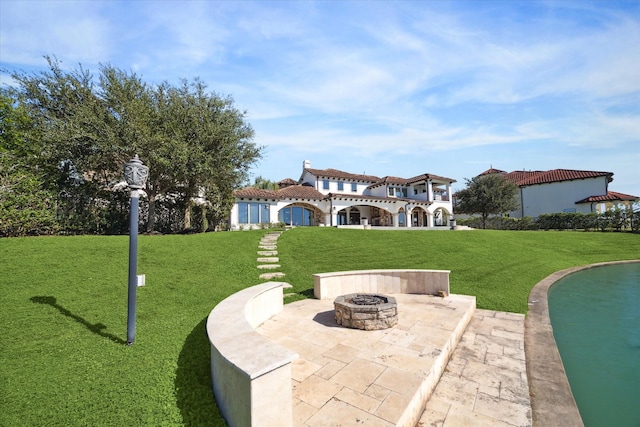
334;293;398;330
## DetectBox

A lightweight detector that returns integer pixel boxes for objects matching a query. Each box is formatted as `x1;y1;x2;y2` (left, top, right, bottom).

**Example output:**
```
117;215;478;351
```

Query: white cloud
0;1;112;66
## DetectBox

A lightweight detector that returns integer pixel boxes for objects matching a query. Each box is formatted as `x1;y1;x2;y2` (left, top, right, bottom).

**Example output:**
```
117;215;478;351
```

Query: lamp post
123;155;149;345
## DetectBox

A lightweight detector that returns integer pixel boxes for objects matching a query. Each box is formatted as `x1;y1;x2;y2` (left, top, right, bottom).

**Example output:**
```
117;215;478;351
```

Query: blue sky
1;0;639;196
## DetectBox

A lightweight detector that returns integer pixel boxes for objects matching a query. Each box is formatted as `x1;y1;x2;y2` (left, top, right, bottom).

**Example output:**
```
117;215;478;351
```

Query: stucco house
477;168;638;218
230;160;456;229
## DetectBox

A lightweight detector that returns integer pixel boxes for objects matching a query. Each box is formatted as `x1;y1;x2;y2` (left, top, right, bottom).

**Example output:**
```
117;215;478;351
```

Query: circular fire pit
334;293;398;330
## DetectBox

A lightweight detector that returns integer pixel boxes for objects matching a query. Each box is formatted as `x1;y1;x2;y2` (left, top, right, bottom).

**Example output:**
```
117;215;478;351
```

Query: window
401;188;408;197
351;183;357;192
388;187;395;196
238;203;248;224
237;202;270;224
338;181;344;191
249;203;260;224
261;204;270;223
323;180;329;190
279;206;315;226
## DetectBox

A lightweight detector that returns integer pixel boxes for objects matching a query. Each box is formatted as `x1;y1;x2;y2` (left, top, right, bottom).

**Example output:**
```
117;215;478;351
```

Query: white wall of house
513;177;608;218
231;162;455;229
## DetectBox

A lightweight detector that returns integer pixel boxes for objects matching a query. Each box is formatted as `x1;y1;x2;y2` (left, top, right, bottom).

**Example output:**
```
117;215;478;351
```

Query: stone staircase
257;231;286;280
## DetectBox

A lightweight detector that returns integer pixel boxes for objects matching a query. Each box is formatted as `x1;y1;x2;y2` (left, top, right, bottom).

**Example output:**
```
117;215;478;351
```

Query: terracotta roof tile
498;169;612;186
234;187;279;199
479;168;507;176
517;169;613;186
368;173;456;189
305;168;380;182
276;185;324;199
234;185;324;200
277;178;298;188
406;173;457;184
576;191;639;204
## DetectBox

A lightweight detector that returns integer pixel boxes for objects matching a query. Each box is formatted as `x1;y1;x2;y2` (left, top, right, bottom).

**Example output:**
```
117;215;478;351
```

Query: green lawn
1;228;638;426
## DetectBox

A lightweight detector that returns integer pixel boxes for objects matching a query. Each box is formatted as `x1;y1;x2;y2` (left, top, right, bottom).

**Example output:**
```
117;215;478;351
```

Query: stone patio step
257;264;281;270
258;251;278;256
257;257;279;263
259;272;286;279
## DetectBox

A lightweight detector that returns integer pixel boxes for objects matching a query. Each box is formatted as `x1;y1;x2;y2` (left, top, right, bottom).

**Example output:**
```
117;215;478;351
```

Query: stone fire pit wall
334;294;398;330
313;269;450;300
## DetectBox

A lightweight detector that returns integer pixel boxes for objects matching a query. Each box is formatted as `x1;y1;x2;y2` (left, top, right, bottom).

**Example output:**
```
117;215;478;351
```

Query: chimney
303;160;311;170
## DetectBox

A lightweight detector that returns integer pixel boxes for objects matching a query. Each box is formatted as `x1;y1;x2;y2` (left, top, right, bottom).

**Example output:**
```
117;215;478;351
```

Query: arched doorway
336;207;361;225
433;208;450;226
411;207;429;227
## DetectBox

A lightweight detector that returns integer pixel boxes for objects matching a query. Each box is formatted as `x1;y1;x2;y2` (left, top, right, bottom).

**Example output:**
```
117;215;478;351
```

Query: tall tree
8;57;263;233
455;173;519;229
0;90;57;236
157;79;258;230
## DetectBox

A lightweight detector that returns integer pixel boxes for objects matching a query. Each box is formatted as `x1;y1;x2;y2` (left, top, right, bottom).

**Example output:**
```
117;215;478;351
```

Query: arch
410;207;429;227
432;207;451;226
278;203;322;226
398;207;406;227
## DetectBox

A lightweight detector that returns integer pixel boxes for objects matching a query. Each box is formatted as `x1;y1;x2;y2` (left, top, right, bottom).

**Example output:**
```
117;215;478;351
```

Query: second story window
338;181;344;191
388;187;395;196
323;179;329;190
351;183;357;192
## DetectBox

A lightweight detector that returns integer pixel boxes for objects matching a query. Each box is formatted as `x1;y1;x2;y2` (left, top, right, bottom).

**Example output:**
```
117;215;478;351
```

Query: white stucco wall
516;177;608;218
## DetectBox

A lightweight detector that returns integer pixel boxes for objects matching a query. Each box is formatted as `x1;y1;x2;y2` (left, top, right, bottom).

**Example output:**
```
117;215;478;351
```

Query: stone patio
251;231;533;426
256;297;531;426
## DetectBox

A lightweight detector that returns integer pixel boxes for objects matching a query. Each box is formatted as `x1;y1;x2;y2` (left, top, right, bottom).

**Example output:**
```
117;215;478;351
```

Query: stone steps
257;232;285;281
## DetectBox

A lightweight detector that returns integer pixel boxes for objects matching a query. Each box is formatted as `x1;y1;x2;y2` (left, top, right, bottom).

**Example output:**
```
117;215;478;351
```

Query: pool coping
525;259;640;427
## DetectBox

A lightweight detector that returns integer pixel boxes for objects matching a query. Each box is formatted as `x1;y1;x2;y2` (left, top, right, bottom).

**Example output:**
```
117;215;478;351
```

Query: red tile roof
479;168;507;176
277;178;298;187
576;191;639;204
234;185;324;200
491;169;614;186
517;169;612;186
304;168;380;182
406;173;457;184
367;173;456;189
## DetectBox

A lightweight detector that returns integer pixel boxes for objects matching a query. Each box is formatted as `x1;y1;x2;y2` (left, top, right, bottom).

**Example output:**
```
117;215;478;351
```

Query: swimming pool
548;262;640;427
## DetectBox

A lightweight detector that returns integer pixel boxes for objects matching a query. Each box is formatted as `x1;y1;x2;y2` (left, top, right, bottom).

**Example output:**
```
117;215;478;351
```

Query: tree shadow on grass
175;316;226;427
30;296;126;345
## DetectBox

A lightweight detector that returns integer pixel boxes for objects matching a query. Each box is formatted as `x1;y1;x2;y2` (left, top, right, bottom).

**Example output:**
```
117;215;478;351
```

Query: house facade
477;168;638;218
230;160;456;229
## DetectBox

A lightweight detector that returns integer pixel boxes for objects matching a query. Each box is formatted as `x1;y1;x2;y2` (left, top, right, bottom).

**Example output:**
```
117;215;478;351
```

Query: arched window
279;206;315;226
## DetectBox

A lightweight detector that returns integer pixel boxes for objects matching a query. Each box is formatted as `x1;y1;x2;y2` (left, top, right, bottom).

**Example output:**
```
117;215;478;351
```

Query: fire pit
334;293;398;330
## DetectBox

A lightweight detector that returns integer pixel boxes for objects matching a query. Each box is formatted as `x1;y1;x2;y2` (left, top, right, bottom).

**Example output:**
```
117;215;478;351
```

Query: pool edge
524;259;640;427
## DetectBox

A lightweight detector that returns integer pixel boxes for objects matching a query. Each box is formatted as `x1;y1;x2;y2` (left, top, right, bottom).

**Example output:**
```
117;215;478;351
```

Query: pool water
548;263;640;427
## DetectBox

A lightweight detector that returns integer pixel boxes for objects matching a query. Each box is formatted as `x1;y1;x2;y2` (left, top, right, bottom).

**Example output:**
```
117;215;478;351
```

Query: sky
1;0;639;196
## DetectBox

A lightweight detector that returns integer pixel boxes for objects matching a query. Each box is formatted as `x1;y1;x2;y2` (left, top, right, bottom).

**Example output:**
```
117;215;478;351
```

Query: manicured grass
277;228;640;313
1;231;263;426
1;228;638;425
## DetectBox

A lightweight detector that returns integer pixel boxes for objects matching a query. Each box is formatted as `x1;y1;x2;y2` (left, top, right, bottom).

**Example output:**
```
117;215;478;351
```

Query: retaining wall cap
207;281;298;379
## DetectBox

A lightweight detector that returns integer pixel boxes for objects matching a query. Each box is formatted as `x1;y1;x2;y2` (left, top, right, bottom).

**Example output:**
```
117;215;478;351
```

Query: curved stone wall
525;260;640;427
313;269;450;300
206;281;297;427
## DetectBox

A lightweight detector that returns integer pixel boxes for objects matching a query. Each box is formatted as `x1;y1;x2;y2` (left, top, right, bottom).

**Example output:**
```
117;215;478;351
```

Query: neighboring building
477;168;638;218
230;160;456;229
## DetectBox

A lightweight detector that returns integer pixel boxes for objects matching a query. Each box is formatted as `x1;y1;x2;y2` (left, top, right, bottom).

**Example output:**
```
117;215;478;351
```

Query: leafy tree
7;57;262;233
455;173;519;229
0;91;58;236
253;176;279;190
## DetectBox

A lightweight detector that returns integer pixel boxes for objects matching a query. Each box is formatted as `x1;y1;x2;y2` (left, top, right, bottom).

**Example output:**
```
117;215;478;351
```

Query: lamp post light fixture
123;155;149;345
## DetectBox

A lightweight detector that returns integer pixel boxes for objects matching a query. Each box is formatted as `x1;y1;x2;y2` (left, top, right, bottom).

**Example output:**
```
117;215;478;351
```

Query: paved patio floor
256;294;532;426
